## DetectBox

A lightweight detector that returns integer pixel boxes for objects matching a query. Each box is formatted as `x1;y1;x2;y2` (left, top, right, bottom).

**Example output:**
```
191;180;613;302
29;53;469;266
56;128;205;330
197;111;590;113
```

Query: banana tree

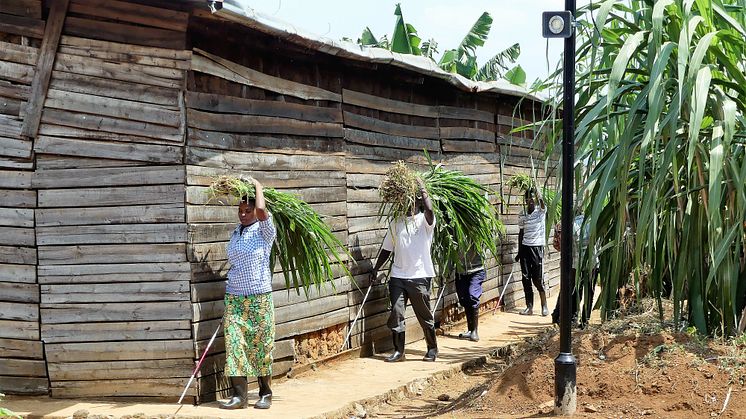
349;4;522;82
534;0;746;336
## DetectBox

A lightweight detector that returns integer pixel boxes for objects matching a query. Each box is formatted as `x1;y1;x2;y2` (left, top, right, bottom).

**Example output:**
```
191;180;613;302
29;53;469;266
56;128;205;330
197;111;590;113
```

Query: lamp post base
554;352;577;415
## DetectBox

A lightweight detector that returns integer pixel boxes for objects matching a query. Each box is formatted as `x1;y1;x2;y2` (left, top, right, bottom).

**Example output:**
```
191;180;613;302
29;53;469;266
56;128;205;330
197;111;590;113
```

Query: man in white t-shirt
517;187;548;316
371;177;438;362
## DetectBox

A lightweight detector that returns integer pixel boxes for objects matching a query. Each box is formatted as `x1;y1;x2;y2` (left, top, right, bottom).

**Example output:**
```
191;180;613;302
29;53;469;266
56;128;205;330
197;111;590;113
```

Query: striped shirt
225;215;277;296
519;206;546;246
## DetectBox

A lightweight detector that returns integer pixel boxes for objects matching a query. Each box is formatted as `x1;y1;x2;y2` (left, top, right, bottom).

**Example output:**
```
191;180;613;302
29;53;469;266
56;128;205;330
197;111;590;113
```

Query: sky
248;1;577;84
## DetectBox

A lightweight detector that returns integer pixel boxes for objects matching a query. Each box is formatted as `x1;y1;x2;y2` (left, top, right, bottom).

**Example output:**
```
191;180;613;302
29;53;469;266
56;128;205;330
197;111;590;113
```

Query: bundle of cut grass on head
208;175;351;294
378;160;420;223
378;154;504;276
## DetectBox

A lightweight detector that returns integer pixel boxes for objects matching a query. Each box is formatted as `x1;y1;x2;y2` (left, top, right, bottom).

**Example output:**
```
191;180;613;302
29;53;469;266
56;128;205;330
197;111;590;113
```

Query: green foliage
347;5;521;83
503;64;527;87
207;176;352;295
475;43;521;81
506;173;533;192
535;0;746;335
390;3;421;55
0;394;20;419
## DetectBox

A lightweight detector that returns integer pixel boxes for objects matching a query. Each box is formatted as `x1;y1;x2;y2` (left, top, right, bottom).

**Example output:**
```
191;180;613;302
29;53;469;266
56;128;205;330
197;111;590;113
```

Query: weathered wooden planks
44;89;181;127
38;243;187;265
34;136;183;162
41;301;192;324
41;320;191;343
187;108;343;137
40;281;190;303
0;0;42;18
36;204;185;227
20;0;69;139
37;184;184;207
68;0;188;32
0;11;45;38
342;89;438;118
192;49;341;102
187;91;342;123
187;146;344;171
188;128;344;155
33;165;185;188
343;111;438;139
62;16;186;50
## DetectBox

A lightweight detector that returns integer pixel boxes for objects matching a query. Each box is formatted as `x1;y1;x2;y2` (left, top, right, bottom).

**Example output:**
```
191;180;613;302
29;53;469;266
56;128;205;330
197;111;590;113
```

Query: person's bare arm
536;188;546;209
370;249;392;284
417;177;434;225
252;179;269;221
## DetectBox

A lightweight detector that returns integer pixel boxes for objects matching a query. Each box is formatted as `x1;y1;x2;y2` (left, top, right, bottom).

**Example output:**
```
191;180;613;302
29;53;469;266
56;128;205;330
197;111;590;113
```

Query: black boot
219;376;248;409
254;375;272;409
422;327;438;362
385;331;406;362
458;307;474;339
519;305;534;315
539;291;549;317
469;309;479;342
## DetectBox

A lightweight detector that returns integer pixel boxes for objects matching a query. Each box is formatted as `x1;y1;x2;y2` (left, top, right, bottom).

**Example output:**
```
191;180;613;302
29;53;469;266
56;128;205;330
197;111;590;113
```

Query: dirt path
367;312;746;419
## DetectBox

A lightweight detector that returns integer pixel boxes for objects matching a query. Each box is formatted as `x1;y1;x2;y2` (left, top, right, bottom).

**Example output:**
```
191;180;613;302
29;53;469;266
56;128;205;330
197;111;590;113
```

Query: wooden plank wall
0;0;48;396
27;0;195;400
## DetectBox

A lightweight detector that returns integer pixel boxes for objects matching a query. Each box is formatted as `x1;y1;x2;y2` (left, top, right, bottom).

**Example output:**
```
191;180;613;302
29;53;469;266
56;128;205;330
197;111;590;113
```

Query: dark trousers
551;268;597;325
387;277;434;334
456;269;486;310
519;244;544;306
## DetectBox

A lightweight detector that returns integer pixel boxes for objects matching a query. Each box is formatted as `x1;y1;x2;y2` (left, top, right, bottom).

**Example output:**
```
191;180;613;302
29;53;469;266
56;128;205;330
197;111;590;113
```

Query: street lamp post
542;0;577;415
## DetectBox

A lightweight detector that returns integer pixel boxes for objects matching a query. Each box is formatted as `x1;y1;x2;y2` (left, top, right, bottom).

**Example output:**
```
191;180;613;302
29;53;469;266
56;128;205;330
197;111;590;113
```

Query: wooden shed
0;0;559;403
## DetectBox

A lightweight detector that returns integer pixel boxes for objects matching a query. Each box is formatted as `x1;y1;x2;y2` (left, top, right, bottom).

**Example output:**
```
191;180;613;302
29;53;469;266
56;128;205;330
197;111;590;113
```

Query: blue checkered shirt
225;215;277;296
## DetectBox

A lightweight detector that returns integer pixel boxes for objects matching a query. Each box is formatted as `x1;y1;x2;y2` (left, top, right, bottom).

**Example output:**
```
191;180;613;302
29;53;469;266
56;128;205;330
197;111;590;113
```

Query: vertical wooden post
20;0;69;139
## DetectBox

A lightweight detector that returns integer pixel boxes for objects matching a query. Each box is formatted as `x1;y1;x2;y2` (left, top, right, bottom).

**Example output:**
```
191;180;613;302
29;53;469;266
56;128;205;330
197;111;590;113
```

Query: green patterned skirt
223;293;275;377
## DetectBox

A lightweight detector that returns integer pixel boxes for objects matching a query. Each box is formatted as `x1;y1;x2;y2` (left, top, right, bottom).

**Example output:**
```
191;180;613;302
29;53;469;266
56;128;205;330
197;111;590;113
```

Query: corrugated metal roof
209;0;545;103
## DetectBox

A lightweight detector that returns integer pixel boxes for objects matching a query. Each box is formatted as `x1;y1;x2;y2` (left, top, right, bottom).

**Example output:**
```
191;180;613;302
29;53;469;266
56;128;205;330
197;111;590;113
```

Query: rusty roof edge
210;0;548;104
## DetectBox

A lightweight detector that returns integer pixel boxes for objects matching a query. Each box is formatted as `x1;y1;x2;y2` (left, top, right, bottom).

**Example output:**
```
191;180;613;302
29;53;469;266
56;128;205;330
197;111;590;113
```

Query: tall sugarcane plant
208;176;352;294
378;154;505;276
532;0;746;335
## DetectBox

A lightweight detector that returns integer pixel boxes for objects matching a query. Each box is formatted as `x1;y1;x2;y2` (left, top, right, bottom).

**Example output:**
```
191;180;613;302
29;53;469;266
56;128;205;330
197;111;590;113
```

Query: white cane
340;282;373;351
178;318;222;404
431;276;447;318
493;262;517;314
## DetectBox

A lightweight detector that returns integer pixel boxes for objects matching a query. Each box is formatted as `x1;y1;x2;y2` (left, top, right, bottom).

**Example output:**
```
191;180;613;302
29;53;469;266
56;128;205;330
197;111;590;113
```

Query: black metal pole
554;0;577;415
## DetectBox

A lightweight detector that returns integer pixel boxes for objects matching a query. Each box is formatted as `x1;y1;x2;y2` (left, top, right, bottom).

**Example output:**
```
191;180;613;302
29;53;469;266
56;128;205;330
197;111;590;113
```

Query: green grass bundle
421;157;504;276
378;161;419;222
378;155;505;276
208;176;351;294
506;173;534;192
505;173;561;233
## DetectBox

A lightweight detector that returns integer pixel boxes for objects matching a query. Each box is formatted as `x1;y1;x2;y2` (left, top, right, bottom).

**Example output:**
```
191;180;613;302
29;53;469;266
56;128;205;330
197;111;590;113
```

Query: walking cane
431;275;447;318
493;262;517;315
178;317;222;404
340;281;373;352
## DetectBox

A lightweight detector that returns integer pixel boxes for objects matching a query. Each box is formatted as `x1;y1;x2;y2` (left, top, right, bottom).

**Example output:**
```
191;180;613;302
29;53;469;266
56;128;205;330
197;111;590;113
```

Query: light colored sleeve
424;213;436;231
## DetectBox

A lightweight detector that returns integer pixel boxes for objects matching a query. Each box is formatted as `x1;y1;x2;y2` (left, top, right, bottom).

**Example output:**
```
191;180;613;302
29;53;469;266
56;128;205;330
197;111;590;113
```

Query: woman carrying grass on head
220;178;277;410
517;187;548;316
372;176;439;363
